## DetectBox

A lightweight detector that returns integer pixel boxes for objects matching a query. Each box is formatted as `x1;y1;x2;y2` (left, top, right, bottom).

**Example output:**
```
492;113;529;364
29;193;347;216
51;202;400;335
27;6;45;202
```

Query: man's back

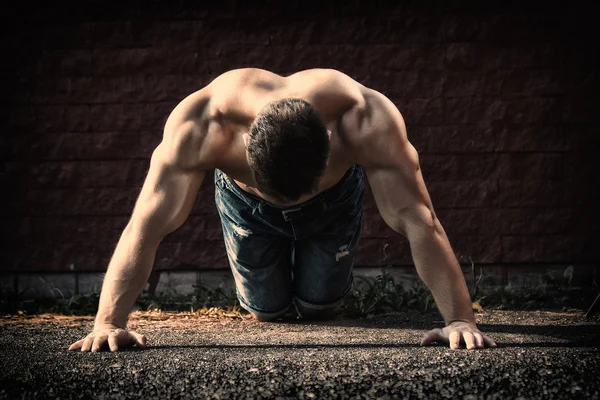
170;68;376;205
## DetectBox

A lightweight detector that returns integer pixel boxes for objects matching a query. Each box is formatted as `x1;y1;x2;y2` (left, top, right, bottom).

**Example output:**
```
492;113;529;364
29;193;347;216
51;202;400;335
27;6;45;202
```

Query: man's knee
295;301;338;321
250;307;289;322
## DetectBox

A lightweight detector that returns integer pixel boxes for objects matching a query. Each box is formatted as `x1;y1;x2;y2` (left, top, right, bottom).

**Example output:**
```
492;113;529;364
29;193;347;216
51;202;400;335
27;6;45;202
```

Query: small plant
2;265;598;318
340;267;436;318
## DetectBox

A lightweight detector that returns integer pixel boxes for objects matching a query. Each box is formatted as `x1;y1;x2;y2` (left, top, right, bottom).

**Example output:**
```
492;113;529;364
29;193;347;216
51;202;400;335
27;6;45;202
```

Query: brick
1;106;37;133
36;49;91;76
16;132;140;161
565;125;596;151
487;208;577;235
502;235;594;263
504;97;565;124
447;235;502;264
561;95;596;124
309;15;444;45
495;125;566;152
499;180;572;207
399;98;444;126
445;98;507;125
210;44;292;75
563;151;599;180
441;14;506;42
381;70;446;99
23;188;140;216
3;76;32;105
355;238;411;267
445;43;506;70
503;70;567;97
137;132;163;159
367;44;447;71
426;124;496;153
31;77;201;105
15;241;113;272
502;15;564;45
154;241;228;270
420;154;501;181
498;153;564;180
479;70;507;96
25;160;149;188
442;71;484;97
190;182;218;215
91;48;203;76
61;76;206;105
1;162;28;188
435;208;495;236
419;155;459;182
34;105;89;133
201;18;271;45
164;215;225;243
44;20;154;49
17;216;129;242
210;44;380;77
428;180;498;208
89;103;175;132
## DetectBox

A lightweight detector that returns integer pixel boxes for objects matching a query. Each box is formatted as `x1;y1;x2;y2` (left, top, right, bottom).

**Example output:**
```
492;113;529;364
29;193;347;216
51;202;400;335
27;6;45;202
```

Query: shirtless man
68;68;496;353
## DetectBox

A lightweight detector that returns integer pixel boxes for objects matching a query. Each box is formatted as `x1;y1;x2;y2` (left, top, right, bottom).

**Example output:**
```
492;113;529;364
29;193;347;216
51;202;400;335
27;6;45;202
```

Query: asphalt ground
1;310;599;399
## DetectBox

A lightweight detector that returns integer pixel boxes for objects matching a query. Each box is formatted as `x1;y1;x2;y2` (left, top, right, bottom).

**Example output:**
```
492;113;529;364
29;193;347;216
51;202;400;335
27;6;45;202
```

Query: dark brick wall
1;1;598;272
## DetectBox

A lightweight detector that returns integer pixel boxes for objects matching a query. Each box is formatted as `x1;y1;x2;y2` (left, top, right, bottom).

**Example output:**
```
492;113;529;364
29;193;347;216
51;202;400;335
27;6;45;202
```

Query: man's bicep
126;143;205;243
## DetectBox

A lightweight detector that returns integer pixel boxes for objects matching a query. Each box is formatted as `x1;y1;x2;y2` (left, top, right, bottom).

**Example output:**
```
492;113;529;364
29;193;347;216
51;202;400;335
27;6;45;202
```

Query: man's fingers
108;333;119;352
473;332;485;349
68;339;85;351
449;331;461;350
91;336;107;352
463;331;476;350
130;332;148;348
420;328;444;346
482;334;497;348
81;337;94;352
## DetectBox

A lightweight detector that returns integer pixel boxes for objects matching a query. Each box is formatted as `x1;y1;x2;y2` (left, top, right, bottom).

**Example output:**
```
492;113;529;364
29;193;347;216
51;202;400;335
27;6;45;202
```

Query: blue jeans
214;165;366;320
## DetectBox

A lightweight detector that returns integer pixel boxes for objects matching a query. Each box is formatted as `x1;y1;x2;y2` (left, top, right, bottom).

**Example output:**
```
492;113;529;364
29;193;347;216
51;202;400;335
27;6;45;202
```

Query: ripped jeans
214;165;365;320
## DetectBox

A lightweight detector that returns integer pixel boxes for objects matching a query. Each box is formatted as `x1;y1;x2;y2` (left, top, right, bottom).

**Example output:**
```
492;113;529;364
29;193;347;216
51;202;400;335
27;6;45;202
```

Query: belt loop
282;207;302;221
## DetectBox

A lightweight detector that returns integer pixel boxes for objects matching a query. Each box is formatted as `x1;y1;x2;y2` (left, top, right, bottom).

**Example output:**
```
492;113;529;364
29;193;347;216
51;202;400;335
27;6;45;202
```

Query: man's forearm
406;221;475;325
94;230;158;330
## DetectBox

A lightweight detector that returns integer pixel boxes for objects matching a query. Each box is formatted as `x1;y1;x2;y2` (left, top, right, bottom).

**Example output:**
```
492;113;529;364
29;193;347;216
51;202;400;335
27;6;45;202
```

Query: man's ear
327;130;332;141
243;133;250;147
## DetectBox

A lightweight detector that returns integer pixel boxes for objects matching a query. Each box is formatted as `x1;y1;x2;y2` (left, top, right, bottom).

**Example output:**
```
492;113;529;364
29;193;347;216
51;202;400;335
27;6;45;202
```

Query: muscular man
68;68;496;353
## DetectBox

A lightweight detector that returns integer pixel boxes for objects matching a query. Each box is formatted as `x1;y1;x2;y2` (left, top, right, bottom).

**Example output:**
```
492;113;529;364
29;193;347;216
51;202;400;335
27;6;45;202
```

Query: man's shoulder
338;87;411;165
159;87;227;170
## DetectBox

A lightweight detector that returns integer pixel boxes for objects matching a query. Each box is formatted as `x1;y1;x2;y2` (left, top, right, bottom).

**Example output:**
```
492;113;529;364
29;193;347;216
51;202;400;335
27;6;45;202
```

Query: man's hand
420;321;497;350
68;325;148;352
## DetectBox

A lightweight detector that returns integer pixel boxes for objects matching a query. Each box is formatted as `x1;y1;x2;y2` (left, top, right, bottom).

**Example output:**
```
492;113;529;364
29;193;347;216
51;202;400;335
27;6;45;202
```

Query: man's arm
68;98;209;352
94;135;205;330
356;90;496;349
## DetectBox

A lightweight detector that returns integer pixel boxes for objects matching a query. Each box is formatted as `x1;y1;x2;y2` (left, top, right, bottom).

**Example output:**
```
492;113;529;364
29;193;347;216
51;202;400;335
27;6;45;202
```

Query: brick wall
1;1;598;273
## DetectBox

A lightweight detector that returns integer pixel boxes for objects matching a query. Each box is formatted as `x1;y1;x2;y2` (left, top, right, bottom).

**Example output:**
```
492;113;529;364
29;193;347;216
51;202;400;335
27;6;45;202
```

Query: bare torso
172;68;374;206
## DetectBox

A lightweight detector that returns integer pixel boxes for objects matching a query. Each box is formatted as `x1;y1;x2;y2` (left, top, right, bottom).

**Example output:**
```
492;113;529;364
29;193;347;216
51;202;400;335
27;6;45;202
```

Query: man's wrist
447;317;476;326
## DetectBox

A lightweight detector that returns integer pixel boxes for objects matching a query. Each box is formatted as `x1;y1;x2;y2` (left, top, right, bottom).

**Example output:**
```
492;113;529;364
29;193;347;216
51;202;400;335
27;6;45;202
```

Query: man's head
244;98;330;204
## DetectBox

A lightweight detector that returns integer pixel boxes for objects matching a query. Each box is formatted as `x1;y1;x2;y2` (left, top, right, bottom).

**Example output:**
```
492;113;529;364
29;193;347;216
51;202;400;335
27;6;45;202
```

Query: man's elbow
393;204;442;239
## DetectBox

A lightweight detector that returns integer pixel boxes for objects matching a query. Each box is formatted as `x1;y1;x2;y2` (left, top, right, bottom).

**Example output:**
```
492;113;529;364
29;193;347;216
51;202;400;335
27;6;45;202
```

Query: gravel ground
1;310;599;399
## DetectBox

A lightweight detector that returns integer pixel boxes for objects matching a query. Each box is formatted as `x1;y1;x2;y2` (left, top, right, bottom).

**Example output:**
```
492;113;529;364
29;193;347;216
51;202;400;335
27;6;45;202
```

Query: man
68;68;496;353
